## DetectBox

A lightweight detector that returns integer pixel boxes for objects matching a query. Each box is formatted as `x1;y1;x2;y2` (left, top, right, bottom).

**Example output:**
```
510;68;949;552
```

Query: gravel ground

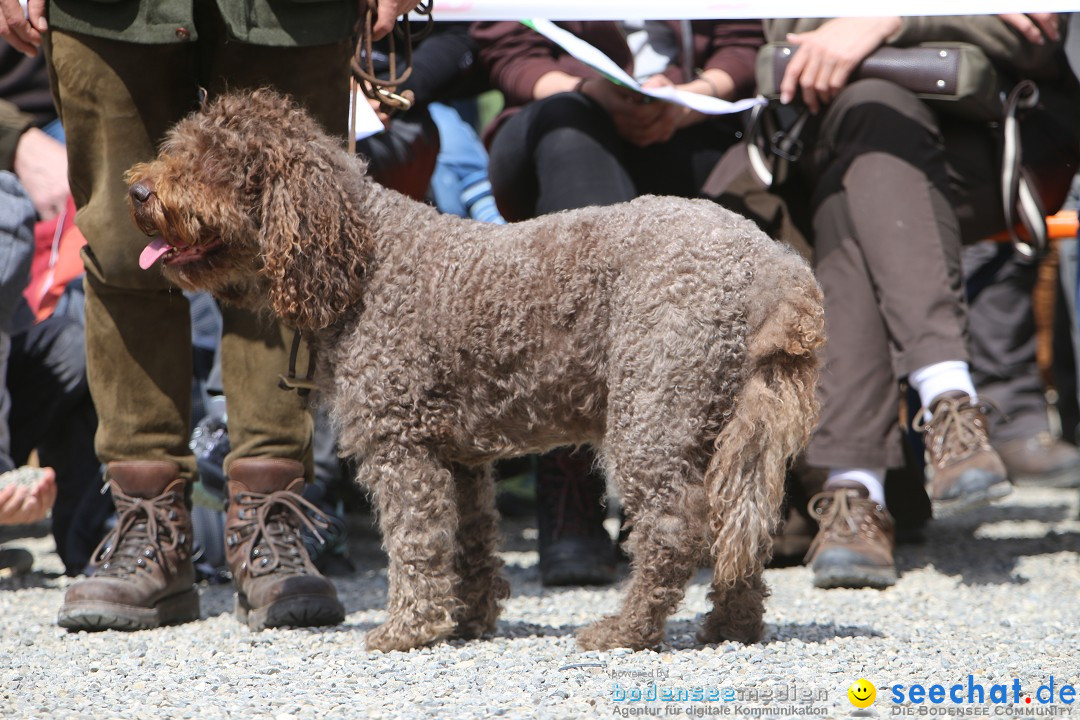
1;485;1077;719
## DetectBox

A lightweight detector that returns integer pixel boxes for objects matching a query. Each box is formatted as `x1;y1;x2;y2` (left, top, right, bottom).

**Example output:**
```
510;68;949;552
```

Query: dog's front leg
363;444;462;652
451;463;509;639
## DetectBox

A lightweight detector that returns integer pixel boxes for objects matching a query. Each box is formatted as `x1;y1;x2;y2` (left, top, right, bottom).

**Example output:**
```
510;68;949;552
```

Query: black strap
278;330;319;398
746;100;808;189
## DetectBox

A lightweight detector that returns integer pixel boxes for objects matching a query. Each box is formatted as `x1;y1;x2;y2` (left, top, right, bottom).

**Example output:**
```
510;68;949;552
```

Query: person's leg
8;316;110;575
802;175;900;589
357;109;440;201
428;102;504;223
487;92;635;221
487;92;634;585
47;29;203;630
964;241;1080;486
0;172;42;475
805;79;1008;518
625;115;744;199
200;12;351;628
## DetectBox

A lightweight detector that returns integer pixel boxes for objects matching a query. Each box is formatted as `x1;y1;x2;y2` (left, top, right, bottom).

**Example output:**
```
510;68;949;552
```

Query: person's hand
373;0;422;41
582;77;681;147
780;17;902;114
14;128;69;221
999;13;1061;45
0;468;56;525
0;0;47;57
368;96;391;129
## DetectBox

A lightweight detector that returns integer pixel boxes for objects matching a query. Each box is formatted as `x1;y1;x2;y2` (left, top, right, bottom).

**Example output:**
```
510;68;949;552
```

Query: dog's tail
703;277;824;589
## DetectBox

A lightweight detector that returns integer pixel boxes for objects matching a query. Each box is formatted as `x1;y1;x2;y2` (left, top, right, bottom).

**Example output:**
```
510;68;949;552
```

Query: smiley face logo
848;679;876;708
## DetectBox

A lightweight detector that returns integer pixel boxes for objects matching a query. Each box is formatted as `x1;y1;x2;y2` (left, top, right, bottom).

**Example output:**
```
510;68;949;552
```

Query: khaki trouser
45;11;350;482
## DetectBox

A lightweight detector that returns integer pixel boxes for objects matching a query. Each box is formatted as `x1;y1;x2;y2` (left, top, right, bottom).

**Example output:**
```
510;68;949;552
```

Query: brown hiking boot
913;392;1011;517
225;458;344;630
805;484;897;589
58;461;199;631
995;432;1080;488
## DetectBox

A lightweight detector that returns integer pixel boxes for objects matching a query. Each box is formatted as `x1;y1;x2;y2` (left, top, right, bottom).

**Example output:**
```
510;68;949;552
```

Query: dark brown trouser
45;14;350;482
796;79;1006;470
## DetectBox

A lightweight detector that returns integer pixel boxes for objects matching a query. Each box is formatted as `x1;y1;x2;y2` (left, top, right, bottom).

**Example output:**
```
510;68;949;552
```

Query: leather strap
278;330;319;398
1001;80;1047;257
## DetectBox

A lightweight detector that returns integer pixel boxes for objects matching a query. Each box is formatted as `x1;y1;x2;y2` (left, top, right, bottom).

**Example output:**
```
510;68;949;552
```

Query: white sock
908;360;977;415
826;467;887;507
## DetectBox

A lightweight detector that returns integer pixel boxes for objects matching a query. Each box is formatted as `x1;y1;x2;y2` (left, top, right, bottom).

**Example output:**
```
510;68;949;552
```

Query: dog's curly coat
127;90;825;652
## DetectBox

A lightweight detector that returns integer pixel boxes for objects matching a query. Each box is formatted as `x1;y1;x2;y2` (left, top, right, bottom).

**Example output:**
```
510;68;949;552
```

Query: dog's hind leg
577;451;709;651
362;444;462;652
696;570;768;644
451;463;510;639
698;281;823;645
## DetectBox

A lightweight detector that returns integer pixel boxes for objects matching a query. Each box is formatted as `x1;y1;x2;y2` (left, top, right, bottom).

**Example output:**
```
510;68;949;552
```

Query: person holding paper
471;19;763;587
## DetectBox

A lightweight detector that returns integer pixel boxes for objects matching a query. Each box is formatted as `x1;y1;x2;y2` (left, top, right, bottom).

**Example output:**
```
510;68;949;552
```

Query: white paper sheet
522;19;764;115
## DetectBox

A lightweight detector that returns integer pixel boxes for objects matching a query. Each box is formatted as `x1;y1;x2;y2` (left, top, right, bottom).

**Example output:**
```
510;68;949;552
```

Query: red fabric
23;194;86;321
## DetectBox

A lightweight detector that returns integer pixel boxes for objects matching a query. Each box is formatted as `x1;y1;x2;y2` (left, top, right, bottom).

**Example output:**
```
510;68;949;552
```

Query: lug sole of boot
57;587;200;631
931;478;1012;518
540;562;616;587
235;593;345;631
812;564;898;589
810;547;897;589
1008;467;1080;489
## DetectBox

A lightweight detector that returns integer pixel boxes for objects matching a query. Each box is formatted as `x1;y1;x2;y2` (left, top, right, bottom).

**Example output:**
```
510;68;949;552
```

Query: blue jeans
428;101;504;224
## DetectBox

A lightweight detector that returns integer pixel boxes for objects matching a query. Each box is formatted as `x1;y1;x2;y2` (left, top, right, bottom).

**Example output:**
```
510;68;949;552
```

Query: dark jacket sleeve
399;23;488;106
684;20;764;100
888;15;1062;79
471;21;631;107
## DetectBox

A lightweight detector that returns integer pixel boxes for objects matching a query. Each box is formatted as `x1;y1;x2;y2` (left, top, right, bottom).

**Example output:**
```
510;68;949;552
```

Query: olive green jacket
765;17;1066;79
48;0;357;47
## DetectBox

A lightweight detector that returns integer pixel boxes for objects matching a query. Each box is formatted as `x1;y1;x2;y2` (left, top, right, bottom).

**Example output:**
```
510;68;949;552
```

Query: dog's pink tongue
139;238;172;270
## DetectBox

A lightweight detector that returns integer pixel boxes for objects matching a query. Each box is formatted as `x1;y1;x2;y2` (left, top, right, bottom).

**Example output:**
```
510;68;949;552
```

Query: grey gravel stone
0;486;1077;719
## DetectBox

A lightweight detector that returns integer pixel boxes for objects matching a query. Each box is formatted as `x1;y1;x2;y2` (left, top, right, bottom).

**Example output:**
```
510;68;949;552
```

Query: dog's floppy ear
258;152;371;331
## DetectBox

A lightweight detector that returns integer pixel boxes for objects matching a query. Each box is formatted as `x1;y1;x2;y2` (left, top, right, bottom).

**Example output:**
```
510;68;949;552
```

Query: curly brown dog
127;90;824;652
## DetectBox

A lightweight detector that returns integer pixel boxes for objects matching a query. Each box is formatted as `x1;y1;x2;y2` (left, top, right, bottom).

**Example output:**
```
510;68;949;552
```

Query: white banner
422;1;1080;20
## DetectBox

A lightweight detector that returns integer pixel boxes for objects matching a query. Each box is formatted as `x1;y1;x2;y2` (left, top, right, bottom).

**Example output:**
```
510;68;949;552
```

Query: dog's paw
577;616;659;652
451;573;508;640
451;617;496;641
695;611;763;645
365;618;452;653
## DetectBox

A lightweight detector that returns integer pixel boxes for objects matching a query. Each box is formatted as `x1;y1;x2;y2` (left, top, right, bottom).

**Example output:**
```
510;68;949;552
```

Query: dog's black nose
129;183;152;204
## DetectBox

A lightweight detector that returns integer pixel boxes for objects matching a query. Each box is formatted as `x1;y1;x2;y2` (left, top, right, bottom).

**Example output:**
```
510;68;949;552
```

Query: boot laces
913;396;995;465
805;489;885;558
232;489;332;577
91;486;184;578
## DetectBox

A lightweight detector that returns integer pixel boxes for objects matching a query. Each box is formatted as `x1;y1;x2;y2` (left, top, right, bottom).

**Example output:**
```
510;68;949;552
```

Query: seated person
753;14;1079;589
0;41;109;573
964;240;1080;487
471;18;763;585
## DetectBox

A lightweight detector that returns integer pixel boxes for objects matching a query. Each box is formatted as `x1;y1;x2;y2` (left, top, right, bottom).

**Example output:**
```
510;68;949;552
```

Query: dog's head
127;89;372;330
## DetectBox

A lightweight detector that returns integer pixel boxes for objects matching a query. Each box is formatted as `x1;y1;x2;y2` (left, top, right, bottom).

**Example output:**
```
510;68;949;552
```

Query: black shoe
536;446;615;587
